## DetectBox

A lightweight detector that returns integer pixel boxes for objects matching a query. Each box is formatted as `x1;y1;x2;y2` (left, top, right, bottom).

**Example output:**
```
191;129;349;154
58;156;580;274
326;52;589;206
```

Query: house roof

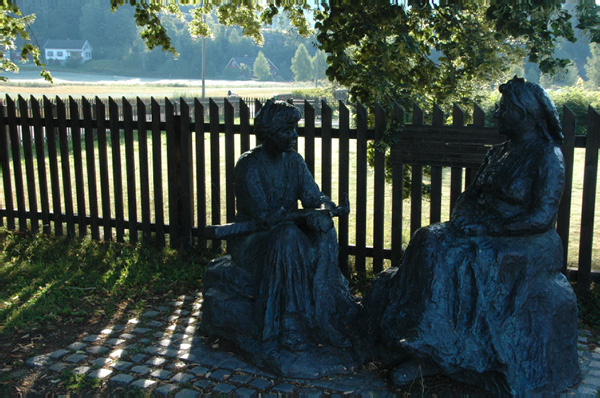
44;40;90;50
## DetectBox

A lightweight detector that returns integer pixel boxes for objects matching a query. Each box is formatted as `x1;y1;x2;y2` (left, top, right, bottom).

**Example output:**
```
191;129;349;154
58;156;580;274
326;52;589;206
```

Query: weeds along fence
1;94;600;292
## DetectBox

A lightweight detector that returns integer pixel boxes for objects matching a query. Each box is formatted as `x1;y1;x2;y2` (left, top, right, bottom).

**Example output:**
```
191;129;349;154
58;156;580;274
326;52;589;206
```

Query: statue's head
254;99;302;143
496;76;563;144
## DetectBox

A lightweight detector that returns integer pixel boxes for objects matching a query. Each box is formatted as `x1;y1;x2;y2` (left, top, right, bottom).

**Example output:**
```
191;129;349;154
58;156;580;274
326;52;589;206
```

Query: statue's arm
297;154;335;210
491;147;565;236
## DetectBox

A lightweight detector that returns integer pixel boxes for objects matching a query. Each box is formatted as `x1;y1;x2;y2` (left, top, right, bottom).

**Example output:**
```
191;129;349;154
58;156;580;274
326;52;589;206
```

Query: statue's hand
307;212;334;232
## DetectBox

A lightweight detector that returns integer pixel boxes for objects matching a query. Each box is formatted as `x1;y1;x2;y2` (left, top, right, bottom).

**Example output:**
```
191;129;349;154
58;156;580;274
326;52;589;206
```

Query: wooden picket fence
1;95;599;292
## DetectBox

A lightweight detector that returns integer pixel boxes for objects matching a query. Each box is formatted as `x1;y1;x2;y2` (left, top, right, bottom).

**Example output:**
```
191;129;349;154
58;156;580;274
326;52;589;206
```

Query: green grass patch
0;228;212;332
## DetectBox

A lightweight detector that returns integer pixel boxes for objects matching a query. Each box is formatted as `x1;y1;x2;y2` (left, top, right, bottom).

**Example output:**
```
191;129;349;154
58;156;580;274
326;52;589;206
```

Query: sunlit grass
0;229;211;332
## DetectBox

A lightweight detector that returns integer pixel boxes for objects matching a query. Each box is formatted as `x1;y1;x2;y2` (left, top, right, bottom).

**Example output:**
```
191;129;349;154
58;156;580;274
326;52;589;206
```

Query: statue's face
266;122;298;153
494;95;525;138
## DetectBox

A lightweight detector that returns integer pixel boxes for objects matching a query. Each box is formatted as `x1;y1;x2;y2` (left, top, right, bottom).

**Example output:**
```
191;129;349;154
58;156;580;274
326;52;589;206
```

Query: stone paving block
156;306;170;312
128;318;139;325
64;353;87;364
150;369;173;380
579;336;589;344
171;301;185;307
139;338;152;344
49;349;70;360
147;320;164;328
142;310;160;318
213;383;237;394
109;349;127;358
130;378;156;389
167;316;180;323
87;368;113;380
155;384;179;396
173;309;190;316
112;324;126;331
229;373;253;385
130;353;148;363
175;389;199;398
584;377;600;388
72;366;91;375
159;338;175;347
193;380;213;389
589;369;600;377
131;327;152;335
219;357;249;371
144;346;165;355
272;383;297;394
67;342;87;351
111;360;133;371
235;387;258;398
109;373;135;386
146;356;169;366
298;389;323;398
90;357;113;367
130;365;151;375
49;362;70;372
171;372;195;383
83;334;103;343
119;333;136;340
249;378;272;390
590;361;600;369
189;365;210;377
163;348;183;358
100;328;114;335
86;346;109;355
209;369;232;382
178;352;199;363
105;338;126;347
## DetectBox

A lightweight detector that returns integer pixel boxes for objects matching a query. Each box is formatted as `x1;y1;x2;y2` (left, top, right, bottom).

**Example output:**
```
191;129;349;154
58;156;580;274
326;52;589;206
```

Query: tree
1;3;50;81
585;43;600;88
312;50;327;82
253;51;271;81
291;43;313;82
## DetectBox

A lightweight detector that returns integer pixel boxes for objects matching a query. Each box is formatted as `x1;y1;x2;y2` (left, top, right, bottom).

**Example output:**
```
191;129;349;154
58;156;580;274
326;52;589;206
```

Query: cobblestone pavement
25;293;600;396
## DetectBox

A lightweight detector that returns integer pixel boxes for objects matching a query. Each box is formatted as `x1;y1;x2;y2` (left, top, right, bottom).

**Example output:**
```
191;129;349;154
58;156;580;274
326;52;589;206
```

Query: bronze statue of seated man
363;77;580;395
201;99;359;378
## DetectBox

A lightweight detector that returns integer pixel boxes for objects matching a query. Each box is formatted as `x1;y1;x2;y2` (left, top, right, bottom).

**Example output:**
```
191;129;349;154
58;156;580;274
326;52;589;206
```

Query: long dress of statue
201;100;358;378
363;78;580;395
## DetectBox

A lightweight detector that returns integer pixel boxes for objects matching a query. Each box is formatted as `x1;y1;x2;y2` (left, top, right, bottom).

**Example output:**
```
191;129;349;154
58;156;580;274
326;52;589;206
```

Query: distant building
224;56;278;76
44;40;92;64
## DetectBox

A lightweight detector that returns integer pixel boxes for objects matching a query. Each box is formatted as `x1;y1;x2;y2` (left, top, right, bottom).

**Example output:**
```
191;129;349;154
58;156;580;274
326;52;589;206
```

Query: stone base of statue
363;225;580;395
201;255;358;379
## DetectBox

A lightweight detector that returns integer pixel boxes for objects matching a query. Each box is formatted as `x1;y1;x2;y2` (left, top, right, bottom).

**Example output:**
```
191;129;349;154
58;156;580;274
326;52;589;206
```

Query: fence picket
82;97;99;240
391;103;405;266
410;103;424;235
558;106;576;274
209;98;222;252
0;98;14;229
338;101;350;275
225;98;236;223
166;98;179;248
450;104;465;215
195;99;207;246
355;102;368;279
321;101;332;198
7;96;26;231
151;98;165;247
109;97;124;242
137;98;151;244
56;97;75;237
373;103;386;273
96;97;111;240
31;96;50;234
304;100;315;176
468;104;486;186
19;95;38;233
123;98;138;244
240;99;251;154
69;97;86;237
430;104;444;224
180;98;193;250
577;106;600;294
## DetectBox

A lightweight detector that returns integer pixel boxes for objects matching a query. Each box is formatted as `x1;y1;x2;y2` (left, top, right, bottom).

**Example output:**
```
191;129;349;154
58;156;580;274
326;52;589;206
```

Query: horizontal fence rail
1;95;599;292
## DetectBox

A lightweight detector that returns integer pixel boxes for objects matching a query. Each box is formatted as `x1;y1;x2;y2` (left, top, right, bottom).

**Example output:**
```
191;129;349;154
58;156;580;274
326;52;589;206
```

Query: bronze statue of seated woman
201;100;360;378
363;77;580;395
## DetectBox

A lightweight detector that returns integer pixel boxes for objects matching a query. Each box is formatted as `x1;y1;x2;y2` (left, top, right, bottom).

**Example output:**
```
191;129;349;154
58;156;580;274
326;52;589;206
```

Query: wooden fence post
558;106;576;276
373;103;386;274
391;102;405;267
410;103;424;235
577;106;600;295
430;104;444;224
355;102;368;279
338;101;350;275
